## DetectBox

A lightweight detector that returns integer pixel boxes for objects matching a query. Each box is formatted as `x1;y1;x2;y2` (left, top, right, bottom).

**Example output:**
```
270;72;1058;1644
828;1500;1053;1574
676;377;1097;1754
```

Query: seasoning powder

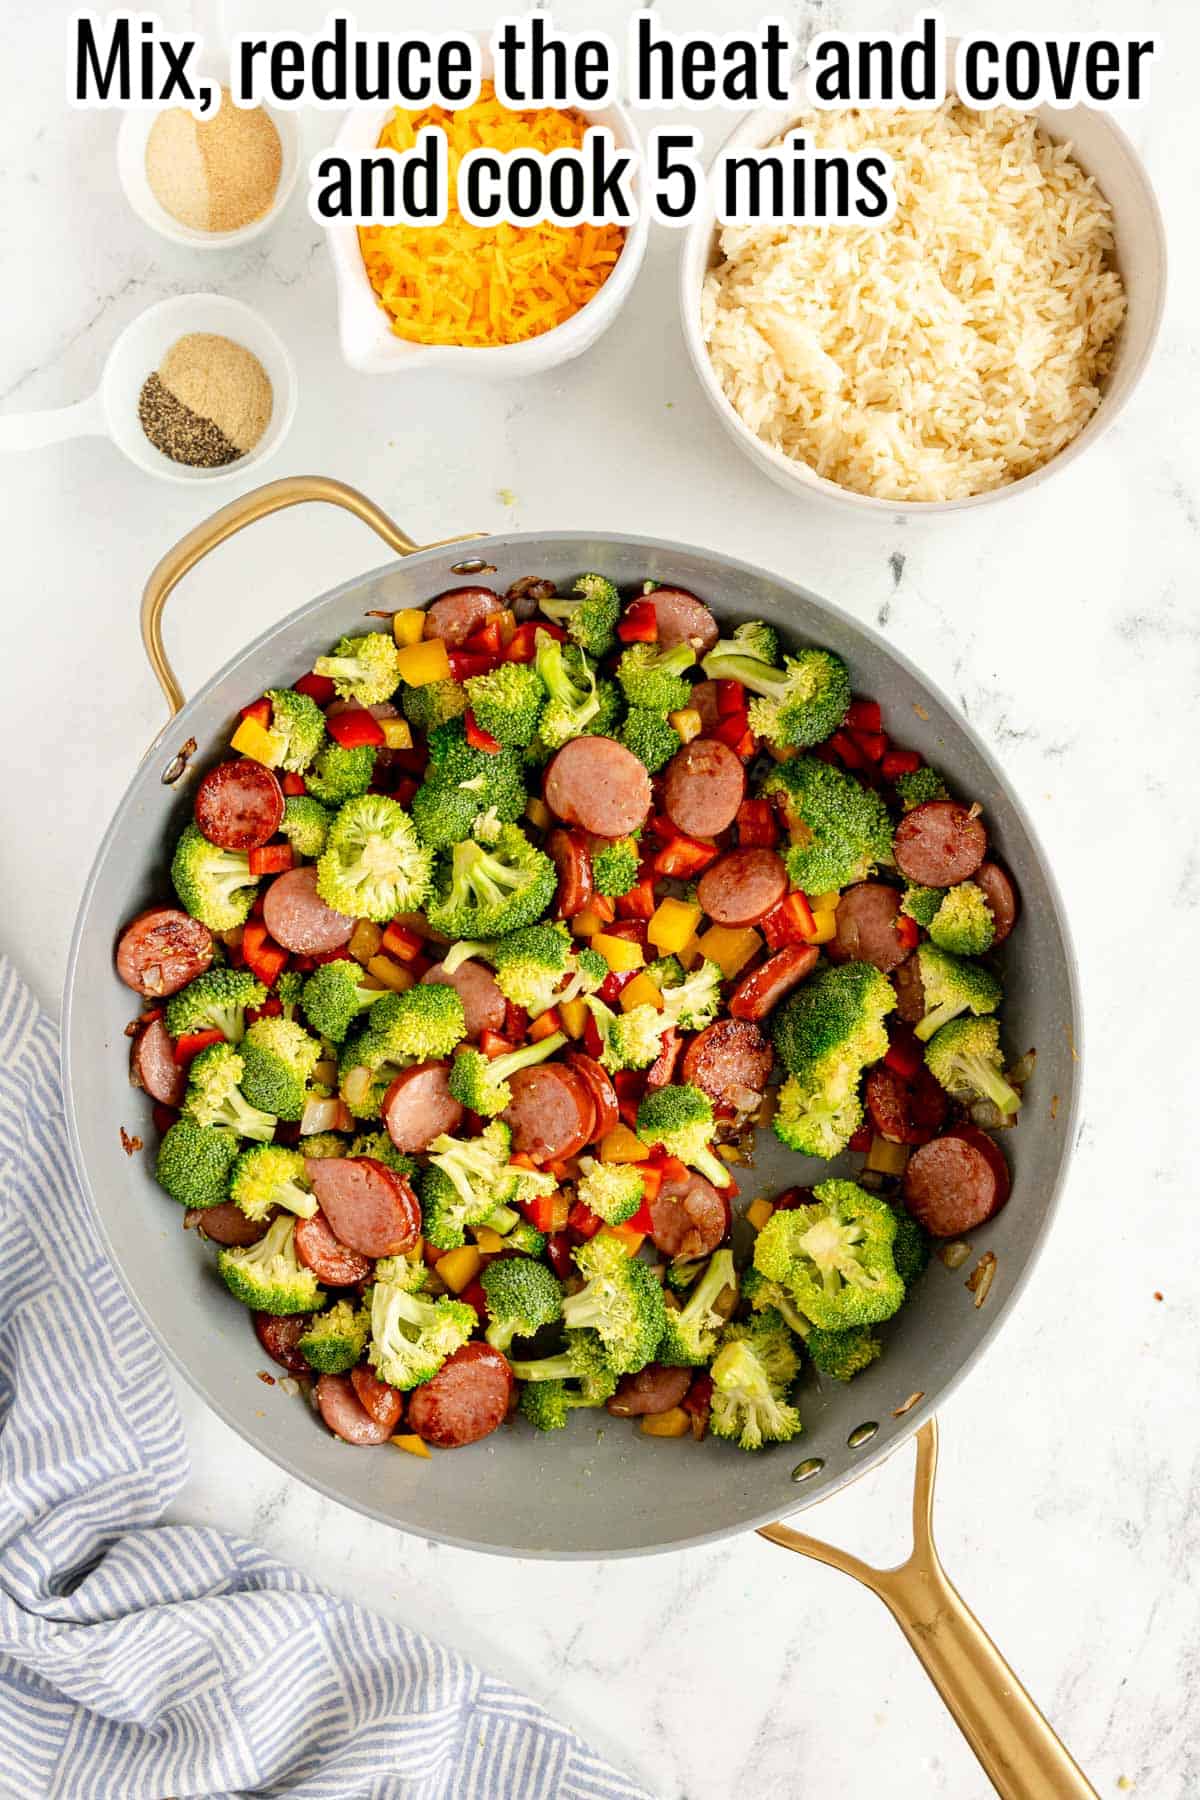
138;334;273;469
146;90;282;233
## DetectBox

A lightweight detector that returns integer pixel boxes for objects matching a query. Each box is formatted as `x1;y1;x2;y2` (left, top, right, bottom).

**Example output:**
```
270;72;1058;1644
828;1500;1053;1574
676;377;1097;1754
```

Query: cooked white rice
701;102;1127;503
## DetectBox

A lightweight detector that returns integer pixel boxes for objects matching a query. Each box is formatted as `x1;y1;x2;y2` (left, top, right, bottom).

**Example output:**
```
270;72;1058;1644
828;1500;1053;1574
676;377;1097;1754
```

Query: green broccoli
512;1329;618;1427
229;1143;316;1221
537;574;621;658
762;757;894;894
659;1249;737;1366
804;1323;883;1381
238;1017;322;1121
553;946;609;1010
410;719;528;849
708;1312;803;1452
647;955;685;989
617;709;682;774
425;825;555;941
446;1032;567;1117
614;641;696;714
891;1207;931;1289
503;1221;548;1257
659;958;723;1033
532;633;608;752
170;824;258;931
664;1257;706;1293
463;660;546;747
336;1029;401;1122
369;1255;475;1390
583;995;668;1073
155;1117;239;1208
701;630;850;749
304;743;376;806
753;1179;905;1330
265;688;326;772
276;970;304;1021
313;632;401;706
492;1158;557;1216
421;1120;513;1249
771;961;895;1159
302;1131;348;1159
635;1084;732;1190
279;796;332;858
901;885;943;928
298;1300;371;1374
924;1016;1021;1116
317;794;433;922
741;1264;810;1337
165;969;266;1043
480;1258;563;1352
895;766;948;811
218;1214;322;1314
559;1236;666;1374
574;1159;645;1226
591;837;641;896
347;1131;416;1178
912;944;1002;1042
488;921;573;1014
927;882;996;956
183;1041;277;1141
300;961;391;1044
357;984;467;1064
401;677;467;732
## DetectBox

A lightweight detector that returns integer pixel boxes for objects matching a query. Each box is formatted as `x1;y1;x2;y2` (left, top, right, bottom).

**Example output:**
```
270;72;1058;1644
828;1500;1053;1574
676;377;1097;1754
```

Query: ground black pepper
137;373;242;468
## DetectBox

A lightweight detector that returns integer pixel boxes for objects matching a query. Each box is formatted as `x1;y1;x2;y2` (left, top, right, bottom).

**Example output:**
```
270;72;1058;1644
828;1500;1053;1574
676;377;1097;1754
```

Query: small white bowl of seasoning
0;294;297;483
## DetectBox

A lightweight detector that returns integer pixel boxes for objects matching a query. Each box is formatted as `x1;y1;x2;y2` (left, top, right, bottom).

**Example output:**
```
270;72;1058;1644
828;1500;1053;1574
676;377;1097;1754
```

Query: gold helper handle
761;1420;1097;1799
141;474;482;715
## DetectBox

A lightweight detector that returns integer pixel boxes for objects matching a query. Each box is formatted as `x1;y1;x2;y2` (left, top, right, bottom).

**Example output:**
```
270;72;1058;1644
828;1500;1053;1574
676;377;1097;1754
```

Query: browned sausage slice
421;959;505;1040
546;829;594;919
189;1202;268;1246
293;1208;374;1284
316;1372;395;1445
891;955;926;1025
696;848;788;927
644;1027;684;1090
902;1126;1011;1237
728;944;819;1022
894;801;987;887
975;861;1019;945
382;1061;464;1153
407;1341;514;1448
254;1311;312;1374
422;586;503;646
304;1157;421;1258
116;907;214;997
663;739;745;839
648;1171;728;1261
194;758;284;851
606;1364;692;1416
863;1063;947;1147
543;737;652;839
827;883;909;974
688;679;722;731
681;1017;773;1106
262;867;354;956
502;1063;594;1162
349;1364;404;1431
646;588;719;653
131;1018;187;1107
565;1052;619;1143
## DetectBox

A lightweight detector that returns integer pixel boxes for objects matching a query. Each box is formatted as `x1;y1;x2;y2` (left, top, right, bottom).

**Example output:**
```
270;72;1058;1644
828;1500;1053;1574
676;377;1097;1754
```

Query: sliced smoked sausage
316;1372;397;1445
350;1364;404;1430
543;737;652;839
565;1052;619;1143
422;586;502;647
729;944;819;1022
681;1017;773;1106
644;1027;684;1090
688;679;722;731
902;1126;1011;1237
697;848;788;927
294;1208;374;1284
262;867;355;956
646;588;719;654
606;1364;692;1417
546;829;594;919
116;907;213;998
827;883;909;974
382;1061;463;1153
304;1157;420;1258
421;959;505;1040
864;1062;947;1147
663;739;745;839
131;1018;186;1107
194;759;284;851
891;955;926;1025
975;861;1019;946
502;1063;594;1162
254;1311;312;1374
406;1341;514;1448
894;801;987;887
189;1202;268;1246
648;1171;728;1261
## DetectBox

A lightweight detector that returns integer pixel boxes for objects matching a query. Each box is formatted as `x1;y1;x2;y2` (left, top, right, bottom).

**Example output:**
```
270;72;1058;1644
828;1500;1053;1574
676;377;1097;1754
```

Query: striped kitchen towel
0;961;649;1800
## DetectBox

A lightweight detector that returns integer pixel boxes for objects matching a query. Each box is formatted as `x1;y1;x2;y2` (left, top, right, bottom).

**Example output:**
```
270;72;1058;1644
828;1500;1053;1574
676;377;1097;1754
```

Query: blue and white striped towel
0;961;650;1800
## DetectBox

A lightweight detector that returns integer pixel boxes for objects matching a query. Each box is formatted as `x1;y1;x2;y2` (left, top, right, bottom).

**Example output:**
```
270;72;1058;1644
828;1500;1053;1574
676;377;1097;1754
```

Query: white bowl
680;83;1167;515
326;91;649;379
117;88;301;250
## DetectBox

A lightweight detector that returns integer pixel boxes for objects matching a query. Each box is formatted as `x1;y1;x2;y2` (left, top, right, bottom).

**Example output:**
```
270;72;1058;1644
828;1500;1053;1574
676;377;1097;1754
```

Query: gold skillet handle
760;1421;1098;1800
140;474;482;717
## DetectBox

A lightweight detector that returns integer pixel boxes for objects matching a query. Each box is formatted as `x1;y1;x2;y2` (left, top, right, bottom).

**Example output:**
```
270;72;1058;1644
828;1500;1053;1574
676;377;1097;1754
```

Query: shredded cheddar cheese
359;85;626;348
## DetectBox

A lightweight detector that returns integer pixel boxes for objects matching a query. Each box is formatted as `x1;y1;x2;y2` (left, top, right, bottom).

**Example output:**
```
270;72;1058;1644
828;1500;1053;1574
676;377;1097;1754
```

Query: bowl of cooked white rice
681;88;1165;511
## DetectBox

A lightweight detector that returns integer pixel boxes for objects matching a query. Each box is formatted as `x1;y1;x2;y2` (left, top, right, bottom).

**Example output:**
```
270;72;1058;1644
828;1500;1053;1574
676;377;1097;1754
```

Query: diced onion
340;1066;375;1113
969;1099;1016;1130
300;1095;342;1135
1009;1050;1037;1086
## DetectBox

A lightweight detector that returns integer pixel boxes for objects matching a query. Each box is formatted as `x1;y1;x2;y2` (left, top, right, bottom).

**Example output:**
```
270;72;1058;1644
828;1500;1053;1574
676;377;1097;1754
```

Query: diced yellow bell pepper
599;1124;650;1163
865;1135;910;1176
808;892;840;915
525;796;552;831
366;954;415;993
380;718;413;751
592;932;644;974
559;997;589;1039
600;1224;645;1256
807;910;838;945
675;935;704;971
716;1144;742;1165
571;908;608;938
230;716;284;767
390;1434;432;1458
668;707;702;745
696;924;762;979
472;1226;507;1254
647;897;702;955
435;1245;483;1292
640;1407;691;1437
349;921;383;965
395;638;452;686
619;971;663;1013
746;1197;774;1232
392;609;426;647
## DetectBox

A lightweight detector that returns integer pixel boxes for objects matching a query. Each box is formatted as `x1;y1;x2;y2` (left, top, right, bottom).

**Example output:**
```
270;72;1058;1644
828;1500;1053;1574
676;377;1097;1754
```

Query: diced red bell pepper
644;1028;682;1091
242;920;289;988
634;1162;663;1204
478;1029;515;1060
602;918;648;948
735;798;778;848
152;1103;180;1136
616;598;658;643
280;772;307;797
771;1186;813;1212
545;1231;574;1280
681;1372;713;1420
612;1068;646;1130
172;1027;225;1066
462;619;502;658
520;1192;563;1234
848;729;888;763
326;708;385;749
712;710;751;751
828;729;866;769
653;835;719;879
458;1278;490;1324
245;998;283;1025
645;1152;689;1184
529;1006;563;1043
846;698;882;734
760;891;816;950
813;743;839;765
248;842;295;877
381;922;423;963
308;945;354;965
503;1001;530;1043
290;955;316;974
464;710;502;752
582;1012;605;1061
715;679;746;716
597;969;635;1004
895;914;920;953
885;1025;924;1080
239;696;271;728
390;776;418;810
881;748;922;780
422;1237;444;1269
447;650;496;682
294;671;336;707
615;875;657;921
625;1197;656;1235
567;1201;605;1241
503;620;565;663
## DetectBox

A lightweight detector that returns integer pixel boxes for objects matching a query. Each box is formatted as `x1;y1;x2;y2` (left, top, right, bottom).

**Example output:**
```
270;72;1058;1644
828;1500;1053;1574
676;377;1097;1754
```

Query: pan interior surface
64;532;1080;1557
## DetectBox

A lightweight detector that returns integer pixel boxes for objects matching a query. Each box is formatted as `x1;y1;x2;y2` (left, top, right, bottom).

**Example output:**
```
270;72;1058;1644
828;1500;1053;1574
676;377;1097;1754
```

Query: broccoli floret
356;984;467;1065
659;958;723;1033
265;688;326;773
426;825;555;941
480;1258;564;1352
155;1117;239;1208
583;995;668;1073
317;794;433;922
302;1131;347;1159
614;641;696;713
279;796;332;858
533;634;606;751
276;970;304;1020
635;1084;732;1190
927;882;996;957
165;969;266;1043
369;1258;475;1390
493;1157;556;1214
512;1329;618;1427
754;1179;905;1330
708;1312;803;1452
560;1236;666;1374
464;660;546;748
575;1159;645;1226
305;743;376;806
347;1131;416;1178
336;1027;401;1122
504;1222;548;1258
238;1016;322;1122
664;1256;706;1292
701;633;850;749
913;944;1002;1043
489;921;573;1014
771;961;895;1158
410;719;528;849
590;837;641;896
537;574;621;658
298;1299;370;1374
402;677;467;732
516;1381;575;1431
924;1016;1021;1116
300;960;390;1044
447;1031;566;1118
647;955;685;990
895;766;948;810
804;1323;883;1381
183;1041;277;1142
762;757;893;894
313;632;401;706
229;1143;316;1222
773;1075;864;1161
659;1249;737;1366
617;708;682;774
421;1120;513;1249
553;946;609;1011
170;824;257;931
891;1207;931;1289
901;885;943;928
218;1214;321;1314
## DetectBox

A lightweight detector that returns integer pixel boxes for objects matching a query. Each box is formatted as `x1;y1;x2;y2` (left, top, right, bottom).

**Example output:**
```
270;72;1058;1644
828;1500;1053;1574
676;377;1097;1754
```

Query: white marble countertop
2;0;1197;1794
